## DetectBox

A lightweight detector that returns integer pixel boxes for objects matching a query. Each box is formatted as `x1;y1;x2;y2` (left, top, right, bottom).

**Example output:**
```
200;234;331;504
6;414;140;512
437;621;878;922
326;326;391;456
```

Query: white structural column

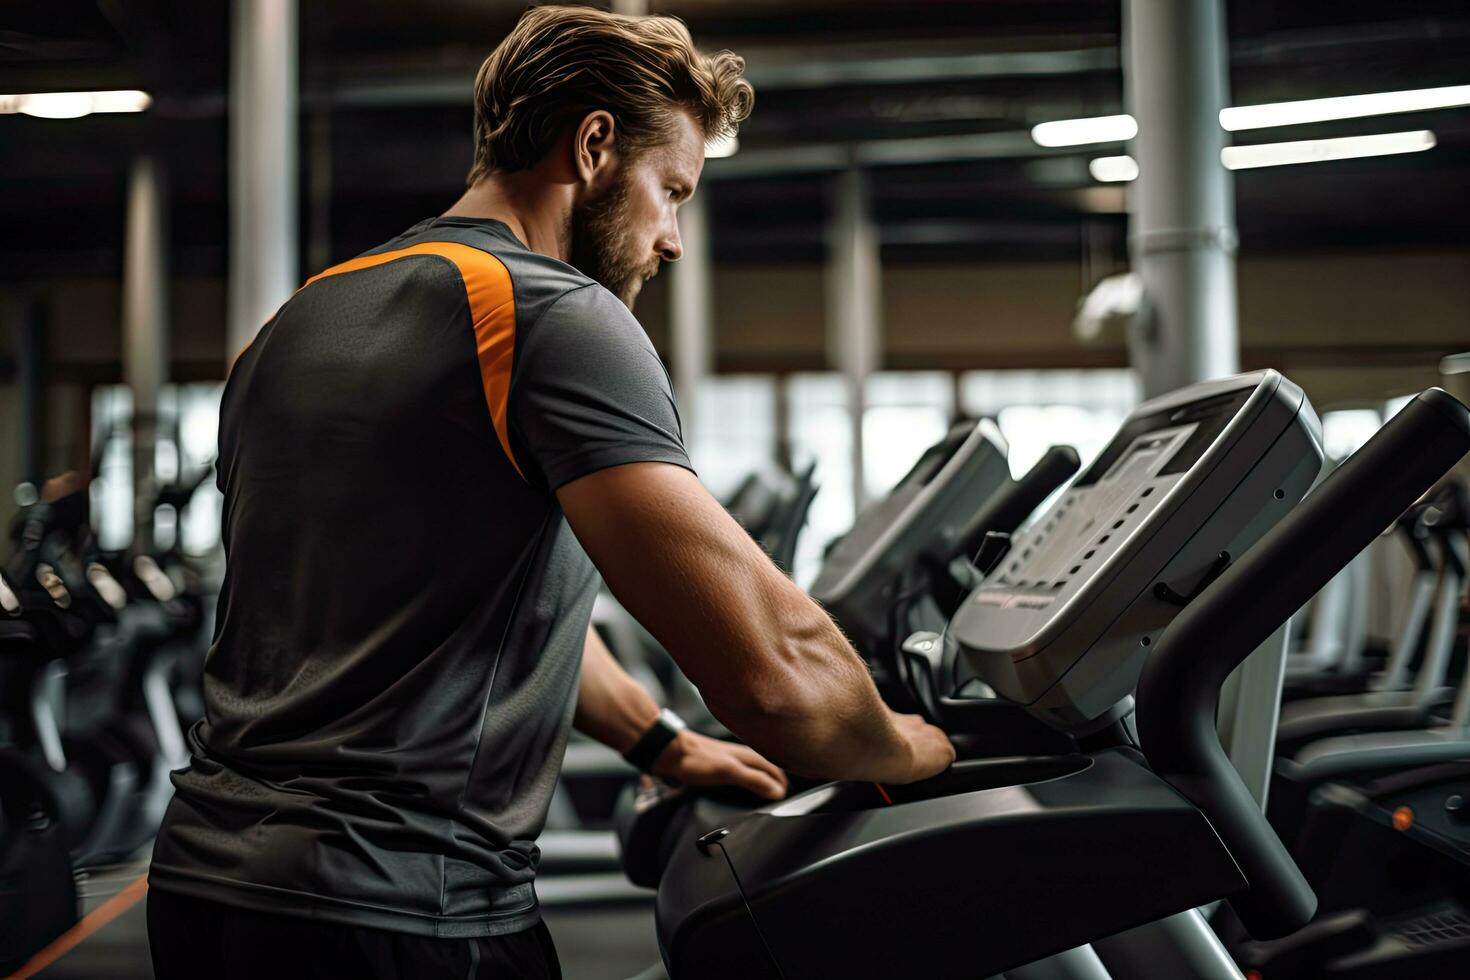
1127;0;1283;817
669;192;713;439
228;0;299;360
122;156;169;553
1123;0;1239;397
1217;621;1291;810
826;167;883;514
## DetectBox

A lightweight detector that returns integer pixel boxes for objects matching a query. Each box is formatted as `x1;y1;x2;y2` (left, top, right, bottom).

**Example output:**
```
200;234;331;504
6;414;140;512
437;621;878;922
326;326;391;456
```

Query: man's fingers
671;735;789;800
732;744;788;789
714;757;783;800
738;765;786;801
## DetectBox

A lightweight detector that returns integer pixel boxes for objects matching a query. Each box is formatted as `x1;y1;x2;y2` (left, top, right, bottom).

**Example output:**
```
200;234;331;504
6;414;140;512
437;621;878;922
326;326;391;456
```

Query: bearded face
568;168;662;309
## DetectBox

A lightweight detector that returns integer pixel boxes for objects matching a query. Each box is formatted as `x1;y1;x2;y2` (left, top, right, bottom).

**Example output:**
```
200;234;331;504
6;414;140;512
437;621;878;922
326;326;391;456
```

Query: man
148;7;953;978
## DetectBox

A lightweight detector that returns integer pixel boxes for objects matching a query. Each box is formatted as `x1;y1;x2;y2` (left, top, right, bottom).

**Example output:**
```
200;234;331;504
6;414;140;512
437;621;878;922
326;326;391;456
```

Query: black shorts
147;889;561;980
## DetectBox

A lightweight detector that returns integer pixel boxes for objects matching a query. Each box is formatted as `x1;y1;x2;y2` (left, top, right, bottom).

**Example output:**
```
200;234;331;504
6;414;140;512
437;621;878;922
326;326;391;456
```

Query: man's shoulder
384;219;608;331
492;249;605;330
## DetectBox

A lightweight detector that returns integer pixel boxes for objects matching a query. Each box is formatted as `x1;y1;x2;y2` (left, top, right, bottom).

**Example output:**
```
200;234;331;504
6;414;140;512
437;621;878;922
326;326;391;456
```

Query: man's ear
573;110;619;191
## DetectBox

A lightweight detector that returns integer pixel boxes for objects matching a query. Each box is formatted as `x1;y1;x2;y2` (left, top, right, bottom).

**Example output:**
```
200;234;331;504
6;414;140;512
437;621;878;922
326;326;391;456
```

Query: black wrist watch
622;708;688;773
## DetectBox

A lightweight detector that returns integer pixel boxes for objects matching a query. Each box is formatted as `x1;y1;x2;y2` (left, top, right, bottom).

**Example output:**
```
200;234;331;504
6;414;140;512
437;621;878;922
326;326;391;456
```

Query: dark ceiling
2;0;1469;282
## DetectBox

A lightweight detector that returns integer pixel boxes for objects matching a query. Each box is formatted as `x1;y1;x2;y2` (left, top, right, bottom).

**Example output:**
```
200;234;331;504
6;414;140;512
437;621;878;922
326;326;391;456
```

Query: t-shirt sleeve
508;283;694;490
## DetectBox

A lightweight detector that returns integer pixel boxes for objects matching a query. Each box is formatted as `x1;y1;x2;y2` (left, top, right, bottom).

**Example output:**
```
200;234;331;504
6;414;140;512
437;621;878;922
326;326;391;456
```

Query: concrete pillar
122;156;169;553
1123;0;1239;397
1126;4;1279;805
1217;622;1291;810
228;0;299;361
826;167;883;512
669;192;713;440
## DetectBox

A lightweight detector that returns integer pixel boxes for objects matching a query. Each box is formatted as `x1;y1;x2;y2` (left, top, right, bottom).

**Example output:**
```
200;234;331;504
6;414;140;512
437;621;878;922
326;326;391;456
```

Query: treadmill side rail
656;751;1247;980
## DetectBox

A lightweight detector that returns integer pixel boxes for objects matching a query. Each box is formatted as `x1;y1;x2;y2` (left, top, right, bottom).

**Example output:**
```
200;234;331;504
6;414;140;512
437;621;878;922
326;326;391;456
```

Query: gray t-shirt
149;218;691;937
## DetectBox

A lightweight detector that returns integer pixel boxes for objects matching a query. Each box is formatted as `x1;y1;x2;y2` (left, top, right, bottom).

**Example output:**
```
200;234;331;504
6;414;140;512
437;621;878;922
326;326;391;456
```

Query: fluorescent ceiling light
1222;84;1470;131
1031;114;1136;147
0;89;152;119
706;133;739;158
1088;155;1138;182
1036;82;1470;148
1222;130;1435;170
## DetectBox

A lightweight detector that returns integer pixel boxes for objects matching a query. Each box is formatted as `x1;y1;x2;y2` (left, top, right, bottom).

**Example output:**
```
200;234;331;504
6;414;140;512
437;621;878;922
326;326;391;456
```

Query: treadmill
642;375;1470;980
1240;481;1470;977
1274;485;1463;753
1270;483;1470;828
543;419;1040;890
616;425;1081;890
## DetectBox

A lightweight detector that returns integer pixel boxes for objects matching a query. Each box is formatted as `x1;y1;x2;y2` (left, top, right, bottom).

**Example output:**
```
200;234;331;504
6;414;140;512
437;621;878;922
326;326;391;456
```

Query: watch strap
622;708;687;773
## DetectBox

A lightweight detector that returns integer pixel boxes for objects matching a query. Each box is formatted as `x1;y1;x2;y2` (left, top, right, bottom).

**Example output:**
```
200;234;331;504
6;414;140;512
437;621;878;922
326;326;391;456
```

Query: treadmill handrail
1136;387;1470;940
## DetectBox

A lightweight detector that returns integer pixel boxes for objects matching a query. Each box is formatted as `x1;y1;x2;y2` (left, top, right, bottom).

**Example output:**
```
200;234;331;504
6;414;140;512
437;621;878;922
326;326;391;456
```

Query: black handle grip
1137;388;1470;939
954;445;1081;560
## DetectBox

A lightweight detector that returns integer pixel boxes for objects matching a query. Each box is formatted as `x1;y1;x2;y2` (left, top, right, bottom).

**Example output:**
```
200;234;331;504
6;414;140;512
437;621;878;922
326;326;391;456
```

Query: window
90;383;224;556
785;371;955;586
863;372;955;499
686;375;777;500
174;384;225;556
961;369;1139;480
1320;409;1382;462
786;373;854;587
90;386;135;552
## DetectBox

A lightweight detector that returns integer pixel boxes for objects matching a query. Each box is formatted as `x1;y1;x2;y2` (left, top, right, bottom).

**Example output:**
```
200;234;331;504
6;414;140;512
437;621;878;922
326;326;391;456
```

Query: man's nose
657;223;683;262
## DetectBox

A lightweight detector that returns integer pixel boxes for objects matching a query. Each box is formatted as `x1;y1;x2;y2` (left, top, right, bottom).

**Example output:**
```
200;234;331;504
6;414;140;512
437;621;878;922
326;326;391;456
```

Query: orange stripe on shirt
304;242;525;480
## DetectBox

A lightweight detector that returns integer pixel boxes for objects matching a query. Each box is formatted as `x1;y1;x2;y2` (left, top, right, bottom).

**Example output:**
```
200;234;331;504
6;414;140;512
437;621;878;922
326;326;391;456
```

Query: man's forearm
559;462;951;787
573;624;662;754
701;604;913;783
575;618;903;783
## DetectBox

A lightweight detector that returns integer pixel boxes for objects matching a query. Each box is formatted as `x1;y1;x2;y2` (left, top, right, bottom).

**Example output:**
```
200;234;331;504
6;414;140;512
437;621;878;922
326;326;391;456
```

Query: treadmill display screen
1076;389;1252;487
1098;435;1176;484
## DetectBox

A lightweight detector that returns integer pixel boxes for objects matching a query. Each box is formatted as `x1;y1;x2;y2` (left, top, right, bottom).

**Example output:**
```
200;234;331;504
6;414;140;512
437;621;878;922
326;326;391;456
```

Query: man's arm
558;462;954;784
574;624;787;799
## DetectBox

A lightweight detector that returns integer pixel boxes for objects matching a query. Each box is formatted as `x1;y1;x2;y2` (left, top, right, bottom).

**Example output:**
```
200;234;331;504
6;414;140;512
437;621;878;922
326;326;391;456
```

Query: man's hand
575;624;788;799
652;730;788;801
882;712;956;784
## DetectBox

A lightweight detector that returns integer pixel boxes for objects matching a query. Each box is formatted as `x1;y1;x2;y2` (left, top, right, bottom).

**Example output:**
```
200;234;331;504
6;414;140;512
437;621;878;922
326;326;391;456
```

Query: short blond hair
467;5;753;184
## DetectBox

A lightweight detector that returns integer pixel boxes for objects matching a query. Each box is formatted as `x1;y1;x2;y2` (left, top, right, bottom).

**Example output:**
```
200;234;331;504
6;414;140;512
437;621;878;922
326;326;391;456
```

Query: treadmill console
947;370;1323;731
811;419;1010;648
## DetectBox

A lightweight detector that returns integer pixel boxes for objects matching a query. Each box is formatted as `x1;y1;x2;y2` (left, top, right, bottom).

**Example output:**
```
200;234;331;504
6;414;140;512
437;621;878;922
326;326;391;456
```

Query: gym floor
22;854;664;980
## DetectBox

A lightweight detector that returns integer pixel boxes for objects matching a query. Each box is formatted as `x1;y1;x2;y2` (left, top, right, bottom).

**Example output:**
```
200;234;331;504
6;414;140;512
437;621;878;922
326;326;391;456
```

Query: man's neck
442;171;573;261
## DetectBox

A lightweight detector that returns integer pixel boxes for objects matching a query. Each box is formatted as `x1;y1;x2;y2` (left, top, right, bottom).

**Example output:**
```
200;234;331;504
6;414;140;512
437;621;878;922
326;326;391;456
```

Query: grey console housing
947;370;1323;732
811;418;1010;646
